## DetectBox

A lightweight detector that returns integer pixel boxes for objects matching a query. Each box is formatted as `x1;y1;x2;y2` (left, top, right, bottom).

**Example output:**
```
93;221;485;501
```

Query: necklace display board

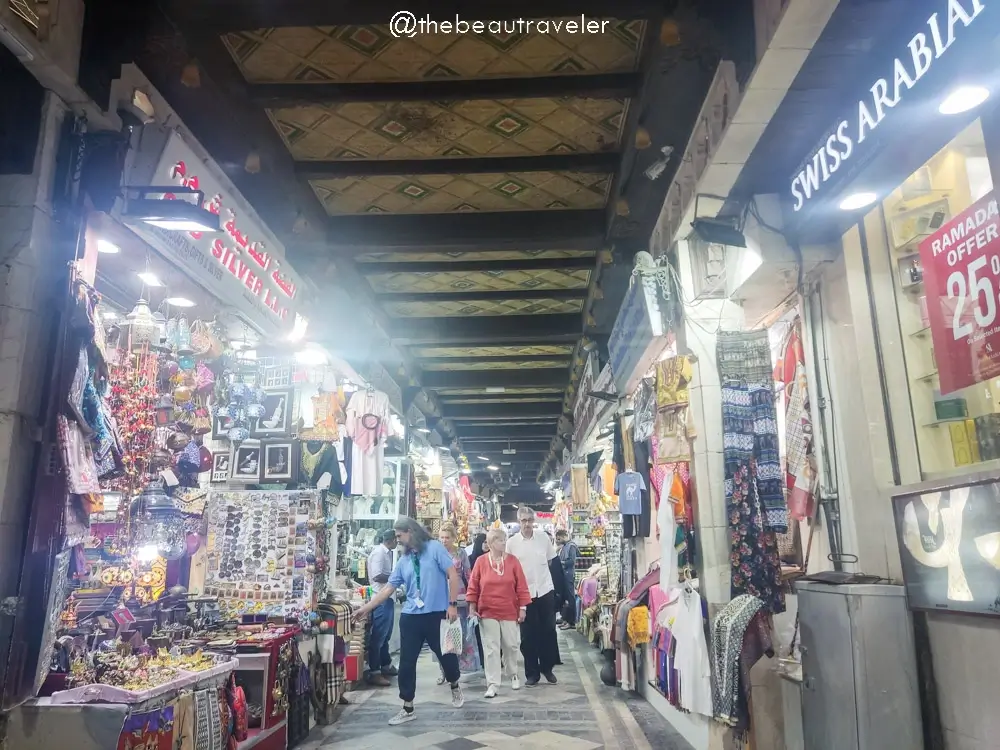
203;490;320;619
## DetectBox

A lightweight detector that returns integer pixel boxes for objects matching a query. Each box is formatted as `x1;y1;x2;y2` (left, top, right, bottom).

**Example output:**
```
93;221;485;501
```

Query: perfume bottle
908;259;923;284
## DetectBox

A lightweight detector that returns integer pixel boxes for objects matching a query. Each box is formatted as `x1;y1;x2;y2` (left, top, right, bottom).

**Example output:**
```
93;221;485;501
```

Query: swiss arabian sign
920;191;1000;394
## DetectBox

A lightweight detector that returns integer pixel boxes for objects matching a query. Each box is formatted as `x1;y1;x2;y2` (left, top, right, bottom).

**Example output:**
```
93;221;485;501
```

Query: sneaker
436;674;447;686
381;665;398;676
484;685;498;699
388;708;416;726
451;684;465;708
525;676;539;687
542;671;558;685
511;675;521;691
367;674;392;687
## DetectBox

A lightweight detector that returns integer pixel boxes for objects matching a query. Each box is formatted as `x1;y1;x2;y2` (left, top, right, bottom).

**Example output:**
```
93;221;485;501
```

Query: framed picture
261;441;297;483
251;388;293;438
212;413;233;441
210;452;231;483
231;442;262;483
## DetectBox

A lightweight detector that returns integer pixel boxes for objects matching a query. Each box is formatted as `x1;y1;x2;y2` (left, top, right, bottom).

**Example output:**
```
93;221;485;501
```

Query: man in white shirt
506;506;559;686
366;529;397;686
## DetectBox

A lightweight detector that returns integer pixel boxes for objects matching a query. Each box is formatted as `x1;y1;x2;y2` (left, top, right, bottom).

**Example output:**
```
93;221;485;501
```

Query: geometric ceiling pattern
310;170;611;215
269;97;629;160
223;22;645;83
422;359;569;371
214;14;661;482
367;269;591;294
355;250;595;263
382;298;584;318
412;345;574;358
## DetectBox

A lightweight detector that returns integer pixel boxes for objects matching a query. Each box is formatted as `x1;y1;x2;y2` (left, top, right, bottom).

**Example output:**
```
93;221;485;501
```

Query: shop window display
881;120;997;476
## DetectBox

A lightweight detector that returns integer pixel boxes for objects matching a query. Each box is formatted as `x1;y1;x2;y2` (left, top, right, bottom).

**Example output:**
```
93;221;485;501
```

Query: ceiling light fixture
123;187;222;233
97;239;120;254
416;427;431;434
487;465;499;471
102;311;118;320
165;297;195;307
485;387;506;393
939;85;990;115
477;456;490;461
137;271;163;287
838;192;878;211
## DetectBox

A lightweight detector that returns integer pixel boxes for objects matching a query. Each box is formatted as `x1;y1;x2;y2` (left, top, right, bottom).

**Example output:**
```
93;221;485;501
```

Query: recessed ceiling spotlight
165;297;196;307
838;192;877;211
137;271;163;287
939;85;990;115
485;387;506;393
97;239;120;254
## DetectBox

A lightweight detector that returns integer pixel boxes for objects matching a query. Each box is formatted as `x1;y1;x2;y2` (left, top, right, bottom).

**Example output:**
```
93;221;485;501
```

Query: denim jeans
398;611;460;703
367;598;394;674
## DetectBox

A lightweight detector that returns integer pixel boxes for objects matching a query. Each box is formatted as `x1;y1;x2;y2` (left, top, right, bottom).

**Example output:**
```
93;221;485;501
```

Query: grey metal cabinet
796;582;923;750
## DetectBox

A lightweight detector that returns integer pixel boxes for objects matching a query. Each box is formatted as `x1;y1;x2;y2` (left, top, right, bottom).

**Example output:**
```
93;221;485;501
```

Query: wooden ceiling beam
295;152;619;178
445;402;562;419
390;314;581;346
459;441;552;452
378;289;587;304
168;1;663;32
357;257;596;273
423;368;568;389
328;210;605;252
420;354;572;366
458;424;558;439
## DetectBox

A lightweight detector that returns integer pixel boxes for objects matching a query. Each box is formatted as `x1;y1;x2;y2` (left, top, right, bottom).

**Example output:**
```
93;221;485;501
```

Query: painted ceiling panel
367;268;590;293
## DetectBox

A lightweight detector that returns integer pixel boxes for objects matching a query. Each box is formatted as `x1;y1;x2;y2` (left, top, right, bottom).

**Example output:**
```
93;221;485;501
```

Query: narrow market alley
304;631;692;750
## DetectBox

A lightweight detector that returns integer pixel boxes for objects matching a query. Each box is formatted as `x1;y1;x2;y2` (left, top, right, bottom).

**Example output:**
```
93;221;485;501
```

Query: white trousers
481;618;521;688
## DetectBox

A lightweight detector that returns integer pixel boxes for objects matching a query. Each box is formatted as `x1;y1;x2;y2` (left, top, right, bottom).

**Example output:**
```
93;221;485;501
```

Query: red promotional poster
919;191;1000;395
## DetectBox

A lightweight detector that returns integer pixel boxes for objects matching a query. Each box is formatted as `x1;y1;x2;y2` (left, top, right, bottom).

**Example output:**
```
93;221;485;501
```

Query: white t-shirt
506;531;556;598
367;543;394;594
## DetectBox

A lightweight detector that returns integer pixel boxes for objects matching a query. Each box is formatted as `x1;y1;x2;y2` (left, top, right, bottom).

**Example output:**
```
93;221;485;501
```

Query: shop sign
133;132;303;336
572;348;599;451
608;272;666;395
790;0;986;212
919;190;1000;393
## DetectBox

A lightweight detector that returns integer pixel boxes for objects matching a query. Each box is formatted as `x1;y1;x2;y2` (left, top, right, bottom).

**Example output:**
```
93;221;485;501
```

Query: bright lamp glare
477;456;490;461
138;271;164;287
939;85;990;115
838;192;877;211
136;544;159;563
142;218;217;231
165;297;196;308
102;311;118;320
287;313;309;342
487;465;499;471
97;239;120;254
295;347;327;366
416;427;431;433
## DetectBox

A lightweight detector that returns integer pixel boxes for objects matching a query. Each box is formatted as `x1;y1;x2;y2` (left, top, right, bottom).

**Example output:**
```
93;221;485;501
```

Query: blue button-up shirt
388;539;454;615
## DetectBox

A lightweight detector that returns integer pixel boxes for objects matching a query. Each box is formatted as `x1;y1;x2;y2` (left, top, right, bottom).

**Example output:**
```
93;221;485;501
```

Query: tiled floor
301;630;694;750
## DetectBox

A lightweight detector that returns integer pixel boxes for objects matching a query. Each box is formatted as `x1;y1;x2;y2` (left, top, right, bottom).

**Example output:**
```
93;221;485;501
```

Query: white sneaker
484;684;498;699
451;684;465;708
511;675;521;691
388;708;416;726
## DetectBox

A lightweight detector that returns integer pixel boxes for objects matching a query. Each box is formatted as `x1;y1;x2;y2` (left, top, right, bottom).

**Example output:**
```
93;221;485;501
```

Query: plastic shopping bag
440;618;463;656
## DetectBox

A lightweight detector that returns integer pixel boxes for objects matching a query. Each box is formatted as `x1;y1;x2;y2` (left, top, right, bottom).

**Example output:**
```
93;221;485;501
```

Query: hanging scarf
711;595;764;729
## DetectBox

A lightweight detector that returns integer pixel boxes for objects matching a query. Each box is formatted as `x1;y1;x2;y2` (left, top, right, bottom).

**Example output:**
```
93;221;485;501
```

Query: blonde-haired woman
467;528;531;698
437;523;482;678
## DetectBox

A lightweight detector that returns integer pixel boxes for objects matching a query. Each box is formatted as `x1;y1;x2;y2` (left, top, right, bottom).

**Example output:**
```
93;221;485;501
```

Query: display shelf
924;416;974;428
914;370;938;382
910;326;931;338
238;720;287;750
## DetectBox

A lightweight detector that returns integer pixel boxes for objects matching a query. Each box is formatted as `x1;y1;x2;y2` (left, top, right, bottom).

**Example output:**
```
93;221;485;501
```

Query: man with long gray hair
353;517;464;724
506;506;559;686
